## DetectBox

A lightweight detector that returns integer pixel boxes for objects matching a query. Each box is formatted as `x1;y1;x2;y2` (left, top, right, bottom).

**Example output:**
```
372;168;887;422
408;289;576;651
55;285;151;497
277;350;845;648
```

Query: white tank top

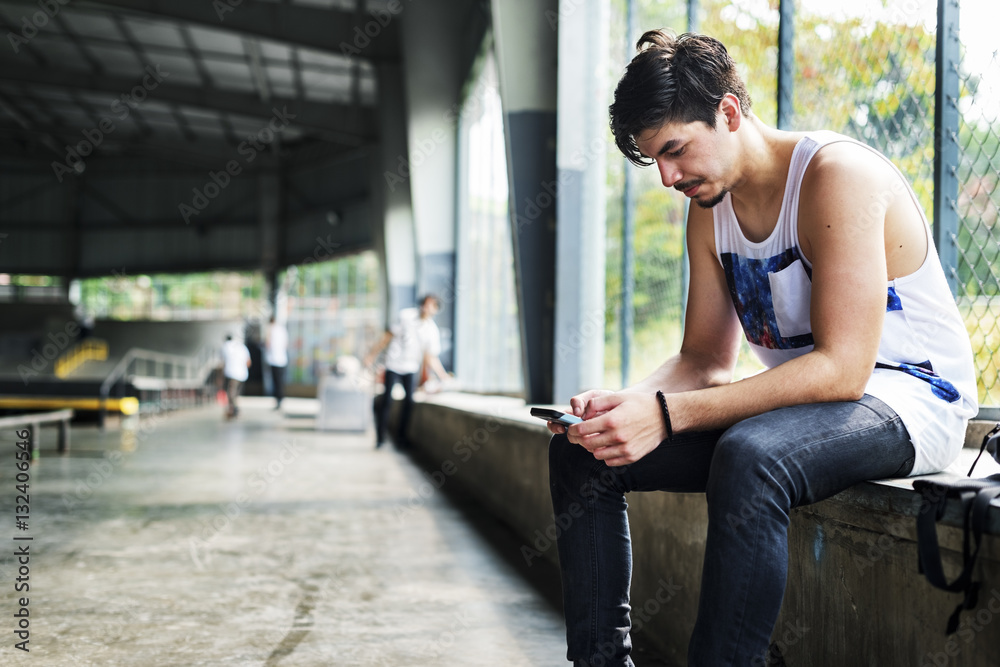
712;131;978;475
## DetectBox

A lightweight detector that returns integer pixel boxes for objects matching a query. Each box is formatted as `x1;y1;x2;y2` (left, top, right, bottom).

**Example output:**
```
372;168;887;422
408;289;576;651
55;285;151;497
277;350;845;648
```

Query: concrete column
258;171;281;317
373;62;417;322
553;0;609;402
399;0;475;368
492;0;559;404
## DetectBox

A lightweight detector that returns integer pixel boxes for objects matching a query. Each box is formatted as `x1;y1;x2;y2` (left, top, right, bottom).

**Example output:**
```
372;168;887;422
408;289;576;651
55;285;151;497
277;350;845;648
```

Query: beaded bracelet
655;390;674;442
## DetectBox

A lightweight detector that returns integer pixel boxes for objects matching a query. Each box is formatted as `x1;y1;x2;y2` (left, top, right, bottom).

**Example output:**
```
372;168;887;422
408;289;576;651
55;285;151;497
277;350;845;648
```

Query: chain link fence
955;1;1000;409
606;0;1000;409
605;0;693;388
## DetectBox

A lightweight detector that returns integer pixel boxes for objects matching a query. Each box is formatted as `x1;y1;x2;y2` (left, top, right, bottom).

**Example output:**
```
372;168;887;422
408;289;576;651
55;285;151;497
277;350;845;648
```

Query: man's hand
544;388;615;436
550;390;668;467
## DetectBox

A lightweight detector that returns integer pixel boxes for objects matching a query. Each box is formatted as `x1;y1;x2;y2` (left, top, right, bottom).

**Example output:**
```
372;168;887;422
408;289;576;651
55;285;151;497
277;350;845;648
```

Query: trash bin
316;356;371;432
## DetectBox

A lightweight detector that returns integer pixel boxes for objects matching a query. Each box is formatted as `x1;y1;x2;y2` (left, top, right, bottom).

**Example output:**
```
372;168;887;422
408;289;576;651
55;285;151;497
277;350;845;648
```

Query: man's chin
694;189;728;209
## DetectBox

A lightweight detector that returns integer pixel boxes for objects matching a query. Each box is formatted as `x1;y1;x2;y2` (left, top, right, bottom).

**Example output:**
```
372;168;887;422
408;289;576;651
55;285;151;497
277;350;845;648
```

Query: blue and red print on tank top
721;251;960;405
877;286;961;403
720;248;814;351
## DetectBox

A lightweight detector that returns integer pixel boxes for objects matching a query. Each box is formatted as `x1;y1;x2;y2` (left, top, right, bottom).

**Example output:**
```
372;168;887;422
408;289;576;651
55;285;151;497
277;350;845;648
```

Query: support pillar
492;0;559;404
258;171;282;318
777;0;795;130
373;63;417;321
554;0;609;401
934;0;961;295
400;0;475;369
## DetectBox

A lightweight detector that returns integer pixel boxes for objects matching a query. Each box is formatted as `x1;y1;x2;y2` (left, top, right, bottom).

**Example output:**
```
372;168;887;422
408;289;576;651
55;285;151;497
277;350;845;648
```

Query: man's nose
657;159;682;188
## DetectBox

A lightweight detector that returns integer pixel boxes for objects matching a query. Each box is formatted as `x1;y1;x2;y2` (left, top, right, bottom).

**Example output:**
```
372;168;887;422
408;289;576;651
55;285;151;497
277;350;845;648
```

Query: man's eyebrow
657;139;681;156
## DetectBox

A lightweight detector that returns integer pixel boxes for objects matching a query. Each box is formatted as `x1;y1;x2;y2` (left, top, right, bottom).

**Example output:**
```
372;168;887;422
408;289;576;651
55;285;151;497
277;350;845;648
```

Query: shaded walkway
0;398;569;665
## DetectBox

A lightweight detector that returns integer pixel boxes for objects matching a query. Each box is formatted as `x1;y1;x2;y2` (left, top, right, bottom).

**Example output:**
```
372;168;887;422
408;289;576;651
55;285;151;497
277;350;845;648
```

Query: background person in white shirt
264;316;289;410
365;295;448;448
219;333;251;419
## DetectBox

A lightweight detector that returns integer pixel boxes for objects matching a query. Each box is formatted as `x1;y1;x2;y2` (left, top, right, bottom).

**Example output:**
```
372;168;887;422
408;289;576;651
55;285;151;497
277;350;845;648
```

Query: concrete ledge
406;393;1000;666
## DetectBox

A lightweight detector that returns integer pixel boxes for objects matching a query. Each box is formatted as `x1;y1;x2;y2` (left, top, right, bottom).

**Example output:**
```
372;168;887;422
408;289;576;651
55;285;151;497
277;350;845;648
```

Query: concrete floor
0;397;573;666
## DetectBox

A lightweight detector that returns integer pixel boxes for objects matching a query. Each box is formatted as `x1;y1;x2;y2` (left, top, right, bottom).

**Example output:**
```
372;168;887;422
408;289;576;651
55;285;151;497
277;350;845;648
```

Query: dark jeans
376;369;418;445
548;395;915;667
270;364;286;406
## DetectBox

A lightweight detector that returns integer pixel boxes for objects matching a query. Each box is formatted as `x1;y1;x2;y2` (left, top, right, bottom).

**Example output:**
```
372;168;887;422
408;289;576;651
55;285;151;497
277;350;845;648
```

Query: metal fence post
934;0;961;295
680;0;699;331
777;0;795;130
621;0;637;388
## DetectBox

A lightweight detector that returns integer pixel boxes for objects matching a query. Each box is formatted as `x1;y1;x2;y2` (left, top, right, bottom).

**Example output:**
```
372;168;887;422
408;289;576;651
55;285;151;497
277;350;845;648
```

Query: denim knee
549;433;591;491
704;423;791;518
549;434;628;499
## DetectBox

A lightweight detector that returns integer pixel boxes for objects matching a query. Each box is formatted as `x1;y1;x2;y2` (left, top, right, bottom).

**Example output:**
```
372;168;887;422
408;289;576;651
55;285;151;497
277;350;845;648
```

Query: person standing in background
265;316;289;410
220;333;251;420
364;295;448;448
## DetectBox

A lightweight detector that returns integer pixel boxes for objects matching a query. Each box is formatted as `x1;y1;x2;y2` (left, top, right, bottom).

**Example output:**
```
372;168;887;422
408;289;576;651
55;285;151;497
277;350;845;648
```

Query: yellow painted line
0;396;139;415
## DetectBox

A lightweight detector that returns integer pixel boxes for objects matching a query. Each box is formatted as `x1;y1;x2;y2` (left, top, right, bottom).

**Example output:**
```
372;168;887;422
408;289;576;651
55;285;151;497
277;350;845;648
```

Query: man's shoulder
418;317;440;335
804;134;892;176
801;138;897;202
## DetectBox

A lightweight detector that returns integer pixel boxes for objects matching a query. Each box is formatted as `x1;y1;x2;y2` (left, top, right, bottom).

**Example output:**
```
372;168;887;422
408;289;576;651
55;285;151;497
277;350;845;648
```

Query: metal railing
54;338;108;378
98;347;217;427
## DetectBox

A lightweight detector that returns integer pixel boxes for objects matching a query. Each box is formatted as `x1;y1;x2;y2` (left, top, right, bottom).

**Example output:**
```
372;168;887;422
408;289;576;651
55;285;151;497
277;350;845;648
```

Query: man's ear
719;93;741;132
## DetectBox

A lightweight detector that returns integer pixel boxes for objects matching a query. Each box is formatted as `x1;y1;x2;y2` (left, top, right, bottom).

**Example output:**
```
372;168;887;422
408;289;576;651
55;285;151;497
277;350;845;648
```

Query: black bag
912;423;1000;634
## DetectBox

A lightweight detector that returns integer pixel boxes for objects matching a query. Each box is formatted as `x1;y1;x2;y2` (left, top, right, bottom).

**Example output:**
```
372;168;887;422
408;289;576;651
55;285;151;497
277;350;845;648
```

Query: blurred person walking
265;316;289;410
220;333;251;419
364;295;448;448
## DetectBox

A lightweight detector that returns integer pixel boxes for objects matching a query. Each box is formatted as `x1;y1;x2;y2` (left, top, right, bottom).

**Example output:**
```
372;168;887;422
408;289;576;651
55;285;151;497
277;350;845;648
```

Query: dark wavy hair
609;30;753;167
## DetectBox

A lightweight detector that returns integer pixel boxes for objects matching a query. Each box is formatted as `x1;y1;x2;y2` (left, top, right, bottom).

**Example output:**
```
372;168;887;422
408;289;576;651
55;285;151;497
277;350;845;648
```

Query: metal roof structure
0;0;382;168
0;0;437;278
0;0;599;405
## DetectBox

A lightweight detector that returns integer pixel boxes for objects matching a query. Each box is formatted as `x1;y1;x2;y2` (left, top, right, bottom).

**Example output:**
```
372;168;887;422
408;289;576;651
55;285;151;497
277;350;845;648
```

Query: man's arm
557;203;743;444
628;204;744;395
571;147;893;465
363;331;393;368
423;352;449;383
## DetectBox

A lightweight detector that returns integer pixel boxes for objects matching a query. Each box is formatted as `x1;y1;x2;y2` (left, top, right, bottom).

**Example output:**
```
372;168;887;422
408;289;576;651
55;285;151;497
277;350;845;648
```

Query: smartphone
530;407;583;426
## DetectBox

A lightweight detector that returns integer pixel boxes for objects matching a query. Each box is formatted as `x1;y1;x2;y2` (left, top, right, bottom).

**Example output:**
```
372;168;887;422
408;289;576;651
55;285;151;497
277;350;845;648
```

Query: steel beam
933;0;961;295
0;64;376;143
80;0;401;61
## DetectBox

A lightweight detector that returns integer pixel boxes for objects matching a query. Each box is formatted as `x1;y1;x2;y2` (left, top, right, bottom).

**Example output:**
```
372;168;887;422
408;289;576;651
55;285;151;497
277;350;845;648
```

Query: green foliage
961;299;1000;405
